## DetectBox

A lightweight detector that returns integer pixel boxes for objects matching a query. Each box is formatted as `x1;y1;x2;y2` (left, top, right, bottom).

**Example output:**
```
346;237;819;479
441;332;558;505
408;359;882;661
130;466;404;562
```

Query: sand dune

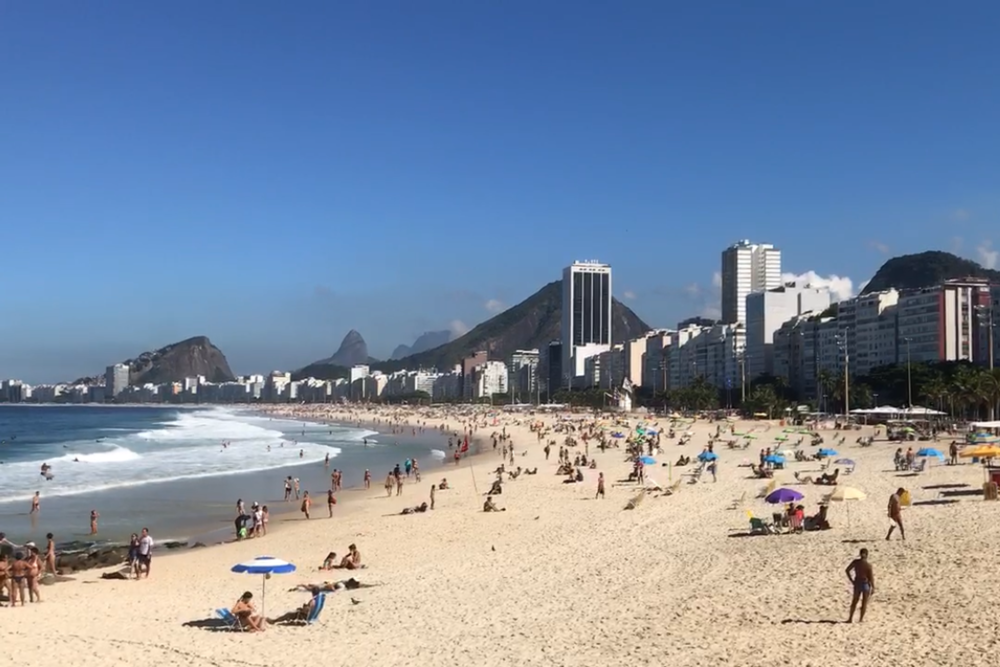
5;408;1000;667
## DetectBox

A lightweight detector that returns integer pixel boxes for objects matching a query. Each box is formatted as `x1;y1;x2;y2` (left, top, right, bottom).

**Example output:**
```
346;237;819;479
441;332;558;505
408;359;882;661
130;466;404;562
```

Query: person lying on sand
289;577;377;594
523;468;538;475
484;497;506;512
233;591;266;632
268;592;320;625
401;502;429;515
488;479;503;495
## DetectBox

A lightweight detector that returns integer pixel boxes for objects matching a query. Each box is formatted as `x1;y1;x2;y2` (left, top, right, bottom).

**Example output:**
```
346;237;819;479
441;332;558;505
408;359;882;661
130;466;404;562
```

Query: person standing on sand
327;489;337;518
301;492;312;519
45;533;56;576
886;488;906;541
364;469;371;489
430;483;436;510
30;491;40;515
89;510;100;535
384;472;394;497
137;528;154;578
845;548;874;622
595;472;605;499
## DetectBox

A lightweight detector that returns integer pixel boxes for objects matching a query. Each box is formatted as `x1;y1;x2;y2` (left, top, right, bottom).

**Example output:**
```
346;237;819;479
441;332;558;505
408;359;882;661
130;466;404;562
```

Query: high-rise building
544;341;563;396
745;284;832;378
105;364;130;399
721;240;782;325
561;260;613;381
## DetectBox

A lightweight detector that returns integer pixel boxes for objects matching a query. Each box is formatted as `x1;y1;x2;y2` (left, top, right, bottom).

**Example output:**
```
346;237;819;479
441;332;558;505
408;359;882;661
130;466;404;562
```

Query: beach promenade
5;406;1000;667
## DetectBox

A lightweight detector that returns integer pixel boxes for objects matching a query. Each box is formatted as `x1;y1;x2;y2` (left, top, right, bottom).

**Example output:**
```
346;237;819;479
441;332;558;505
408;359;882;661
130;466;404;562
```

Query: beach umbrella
698;451;718;462
826;486;866;528
645;429;658;435
764;487;804;504
916;447;944;460
817;448;838;458
763;454;785;464
611;432;625;438
639;456;656;465
961;445;1000;458
231;556;297;615
834;458;855;467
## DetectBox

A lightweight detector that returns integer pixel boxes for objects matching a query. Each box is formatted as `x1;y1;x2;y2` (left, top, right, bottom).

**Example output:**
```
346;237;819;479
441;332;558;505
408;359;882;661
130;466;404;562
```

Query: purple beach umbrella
764;487;805;504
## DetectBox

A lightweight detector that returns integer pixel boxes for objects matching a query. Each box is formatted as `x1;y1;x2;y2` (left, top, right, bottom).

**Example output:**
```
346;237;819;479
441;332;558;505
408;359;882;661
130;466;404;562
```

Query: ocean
0;405;450;547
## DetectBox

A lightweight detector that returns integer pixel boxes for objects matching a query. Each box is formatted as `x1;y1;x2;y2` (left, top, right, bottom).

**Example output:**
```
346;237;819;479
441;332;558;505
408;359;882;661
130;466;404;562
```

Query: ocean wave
430;449;447;460
0;406;362;505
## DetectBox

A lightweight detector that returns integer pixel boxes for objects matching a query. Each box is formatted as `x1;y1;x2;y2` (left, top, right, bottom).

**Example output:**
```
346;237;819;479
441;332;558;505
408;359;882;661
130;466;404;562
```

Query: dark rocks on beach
56;546;130;574
190;542;207;549
163;541;188;550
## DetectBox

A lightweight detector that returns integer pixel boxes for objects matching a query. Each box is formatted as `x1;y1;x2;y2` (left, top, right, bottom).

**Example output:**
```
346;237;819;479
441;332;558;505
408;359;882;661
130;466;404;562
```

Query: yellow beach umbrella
961;446;1000;458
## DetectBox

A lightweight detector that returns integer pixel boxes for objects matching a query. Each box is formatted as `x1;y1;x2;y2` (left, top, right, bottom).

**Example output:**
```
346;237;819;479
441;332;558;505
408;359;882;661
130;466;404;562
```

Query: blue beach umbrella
765;487;804;504
639;456;656;465
645;429;658;435
817;448;838;458
764;454;785;464
231;556;297;615
611;432;625;439
698;451;718;462
916;447;944;459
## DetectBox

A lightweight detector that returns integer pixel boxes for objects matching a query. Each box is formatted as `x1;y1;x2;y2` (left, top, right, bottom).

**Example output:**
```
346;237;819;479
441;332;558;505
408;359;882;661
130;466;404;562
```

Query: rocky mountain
72;336;235;385
373;281;652;373
390;330;453;360
861;251;1000;294
293;330;377;381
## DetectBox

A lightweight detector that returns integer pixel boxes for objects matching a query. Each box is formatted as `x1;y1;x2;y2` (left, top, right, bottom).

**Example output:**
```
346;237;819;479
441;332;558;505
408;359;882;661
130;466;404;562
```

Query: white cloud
977;240;998;269
622;290;637;301
711;271;722;288
869;241;889;254
484;299;505;314
951;208;971;222
683;283;701;297
448;320;470;337
782;271;855;301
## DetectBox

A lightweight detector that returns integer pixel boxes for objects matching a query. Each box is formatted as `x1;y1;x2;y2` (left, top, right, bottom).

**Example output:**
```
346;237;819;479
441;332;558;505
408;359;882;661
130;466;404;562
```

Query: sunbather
329;544;362;570
232;591;266;632
484;497;506;512
815;469;840;485
268;592;321;625
289;577;375;594
401;502;429;515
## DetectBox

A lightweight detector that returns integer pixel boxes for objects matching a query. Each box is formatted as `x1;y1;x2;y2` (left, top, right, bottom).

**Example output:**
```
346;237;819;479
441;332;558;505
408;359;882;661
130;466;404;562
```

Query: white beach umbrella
826;486;866;528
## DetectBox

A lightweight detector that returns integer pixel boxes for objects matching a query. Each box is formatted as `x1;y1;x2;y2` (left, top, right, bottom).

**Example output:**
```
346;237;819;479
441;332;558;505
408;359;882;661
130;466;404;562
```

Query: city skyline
3;4;1000;381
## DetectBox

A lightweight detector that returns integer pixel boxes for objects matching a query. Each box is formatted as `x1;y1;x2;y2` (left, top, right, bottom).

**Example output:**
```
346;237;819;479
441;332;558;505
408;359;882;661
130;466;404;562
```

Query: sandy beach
5;405;1000;667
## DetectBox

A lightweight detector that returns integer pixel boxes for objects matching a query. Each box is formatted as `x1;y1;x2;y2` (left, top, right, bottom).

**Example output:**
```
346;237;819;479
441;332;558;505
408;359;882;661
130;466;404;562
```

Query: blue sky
2;2;999;382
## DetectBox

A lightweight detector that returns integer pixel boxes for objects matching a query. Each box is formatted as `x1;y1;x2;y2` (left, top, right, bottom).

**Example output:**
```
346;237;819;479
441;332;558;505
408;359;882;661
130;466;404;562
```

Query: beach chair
728;491;746;509
215;608;245;632
300;593;326;625
624;491;645;510
748;517;775;535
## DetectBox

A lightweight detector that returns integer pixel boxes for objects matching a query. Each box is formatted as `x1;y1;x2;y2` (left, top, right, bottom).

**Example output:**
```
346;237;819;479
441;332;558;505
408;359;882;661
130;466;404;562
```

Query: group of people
0;532;55;606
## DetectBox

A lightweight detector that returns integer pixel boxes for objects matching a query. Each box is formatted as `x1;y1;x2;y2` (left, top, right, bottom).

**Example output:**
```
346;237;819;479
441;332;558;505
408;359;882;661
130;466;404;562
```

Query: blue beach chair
215;608;245;631
302;592;326;625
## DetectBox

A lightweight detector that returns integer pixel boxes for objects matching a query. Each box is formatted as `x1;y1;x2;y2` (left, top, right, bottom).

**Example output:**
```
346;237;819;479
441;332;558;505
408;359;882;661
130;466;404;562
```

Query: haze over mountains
65;251;1000;385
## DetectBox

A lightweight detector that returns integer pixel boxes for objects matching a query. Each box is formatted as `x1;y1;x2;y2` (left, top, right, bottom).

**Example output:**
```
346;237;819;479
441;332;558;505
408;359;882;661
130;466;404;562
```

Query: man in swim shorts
845;548;874;623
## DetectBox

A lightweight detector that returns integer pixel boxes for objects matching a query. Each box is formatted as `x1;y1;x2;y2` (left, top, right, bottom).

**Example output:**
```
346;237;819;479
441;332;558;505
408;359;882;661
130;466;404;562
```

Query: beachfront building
461;351;488;399
105;363;130;399
641;330;672;394
541;341;562;396
561;260;612;385
666;322;745;391
508;349;539;402
745;283;831;379
470;360;508;399
720;240;782;325
895;279;991;364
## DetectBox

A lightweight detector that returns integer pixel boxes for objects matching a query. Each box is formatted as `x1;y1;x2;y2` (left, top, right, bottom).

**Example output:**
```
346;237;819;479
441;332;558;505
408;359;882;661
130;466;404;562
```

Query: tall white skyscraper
561;260;613;383
721;240;782;325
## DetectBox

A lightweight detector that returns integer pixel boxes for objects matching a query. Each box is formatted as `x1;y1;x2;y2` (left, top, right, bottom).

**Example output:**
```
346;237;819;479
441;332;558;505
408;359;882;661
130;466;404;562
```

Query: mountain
373;281;652;372
861;251;1000;294
72;336;235;385
293;330;377;381
390;330;453;360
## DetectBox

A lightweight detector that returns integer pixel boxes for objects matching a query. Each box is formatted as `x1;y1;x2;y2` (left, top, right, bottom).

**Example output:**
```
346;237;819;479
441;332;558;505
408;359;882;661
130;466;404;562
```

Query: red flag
461;435;469;453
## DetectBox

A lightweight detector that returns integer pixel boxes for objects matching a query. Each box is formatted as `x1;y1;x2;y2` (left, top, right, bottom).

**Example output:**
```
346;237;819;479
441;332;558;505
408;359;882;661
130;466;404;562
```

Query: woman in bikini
9;553;28;606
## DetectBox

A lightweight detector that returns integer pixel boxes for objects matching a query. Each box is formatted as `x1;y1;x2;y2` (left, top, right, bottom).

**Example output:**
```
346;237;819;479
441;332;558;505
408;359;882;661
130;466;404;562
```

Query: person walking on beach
364;469;371;489
301;492;312;520
89;510;100;535
595;472;605;499
430;483;436;510
327;489;337;518
137;528;154;578
384;472;394;497
886;488;906;541
30;491;40;515
845;548;874;623
284;477;293;501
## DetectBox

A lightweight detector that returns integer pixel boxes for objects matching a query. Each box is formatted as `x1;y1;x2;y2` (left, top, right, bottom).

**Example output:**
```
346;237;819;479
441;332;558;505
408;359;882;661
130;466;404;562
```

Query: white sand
5;407;999;667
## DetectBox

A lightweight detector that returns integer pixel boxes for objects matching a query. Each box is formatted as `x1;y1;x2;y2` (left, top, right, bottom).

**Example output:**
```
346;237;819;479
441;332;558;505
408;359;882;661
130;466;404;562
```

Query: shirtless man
846;548;875;622
886;488;906;541
301;491;312;520
30;491;40;515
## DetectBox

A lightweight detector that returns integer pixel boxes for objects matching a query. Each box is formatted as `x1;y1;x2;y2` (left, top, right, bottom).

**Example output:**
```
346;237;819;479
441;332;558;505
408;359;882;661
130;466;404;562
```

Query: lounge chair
215;608;245;632
299;592;326;625
749;517;775;535
729;491;747;509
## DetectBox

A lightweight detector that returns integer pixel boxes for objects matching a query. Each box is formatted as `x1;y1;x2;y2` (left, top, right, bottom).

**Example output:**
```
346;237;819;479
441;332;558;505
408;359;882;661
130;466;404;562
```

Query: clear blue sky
2;2;999;382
